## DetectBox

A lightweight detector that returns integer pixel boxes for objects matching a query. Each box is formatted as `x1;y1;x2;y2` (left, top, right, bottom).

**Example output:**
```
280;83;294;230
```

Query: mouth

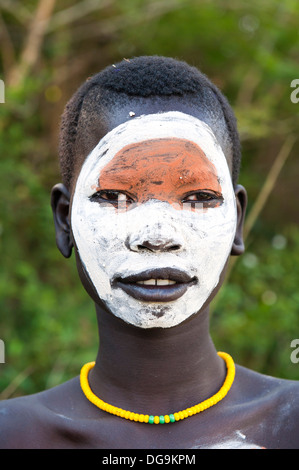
113;268;197;302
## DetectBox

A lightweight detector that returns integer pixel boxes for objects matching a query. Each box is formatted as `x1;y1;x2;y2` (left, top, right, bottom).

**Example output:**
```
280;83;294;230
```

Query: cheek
183;204;237;264
72;201;129;270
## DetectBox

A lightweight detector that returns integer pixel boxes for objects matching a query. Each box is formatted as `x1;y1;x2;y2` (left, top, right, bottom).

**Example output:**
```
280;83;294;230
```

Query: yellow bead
179;411;184;420
144;415;149;423
134;413;139;422
139;414;144;423
183;410;188;418
124;410;130;420
164;415;170;424
129;412;135;421
154;416;160;424
187;408;193;416
174;412;180;421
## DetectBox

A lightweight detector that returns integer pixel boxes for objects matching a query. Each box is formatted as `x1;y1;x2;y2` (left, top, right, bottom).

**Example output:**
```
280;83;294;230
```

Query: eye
90;190;134;206
182;191;223;207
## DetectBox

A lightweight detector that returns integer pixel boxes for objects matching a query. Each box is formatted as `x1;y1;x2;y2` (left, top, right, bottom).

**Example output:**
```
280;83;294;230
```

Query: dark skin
1;97;299;449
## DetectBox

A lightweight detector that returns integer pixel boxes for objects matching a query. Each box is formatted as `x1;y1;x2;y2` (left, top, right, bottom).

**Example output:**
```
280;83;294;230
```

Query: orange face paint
97;138;222;208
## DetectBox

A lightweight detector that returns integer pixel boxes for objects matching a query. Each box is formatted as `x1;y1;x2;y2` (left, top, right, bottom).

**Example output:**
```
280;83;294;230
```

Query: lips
113;268;197;302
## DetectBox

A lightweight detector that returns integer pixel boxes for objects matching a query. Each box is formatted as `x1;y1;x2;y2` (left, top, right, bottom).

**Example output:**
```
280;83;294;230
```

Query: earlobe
51;183;73;258
231;184;247;256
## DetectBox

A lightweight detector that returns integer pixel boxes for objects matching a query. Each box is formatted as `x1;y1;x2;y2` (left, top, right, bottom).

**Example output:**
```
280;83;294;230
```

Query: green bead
169;414;175;423
159;415;165;424
148;415;154;424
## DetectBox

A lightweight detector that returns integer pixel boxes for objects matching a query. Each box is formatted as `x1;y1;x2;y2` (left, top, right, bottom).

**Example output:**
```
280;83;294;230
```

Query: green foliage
0;79;97;397
212;226;299;381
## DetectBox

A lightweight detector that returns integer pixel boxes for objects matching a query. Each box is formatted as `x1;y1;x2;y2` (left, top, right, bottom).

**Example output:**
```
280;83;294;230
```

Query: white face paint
71;112;237;328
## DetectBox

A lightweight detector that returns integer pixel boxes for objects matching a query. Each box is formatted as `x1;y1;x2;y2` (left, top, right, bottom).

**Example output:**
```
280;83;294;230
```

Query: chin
104;285;208;329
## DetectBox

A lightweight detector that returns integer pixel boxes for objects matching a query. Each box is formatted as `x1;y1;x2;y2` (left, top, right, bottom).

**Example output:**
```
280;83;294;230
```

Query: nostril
137;244;148;251
169;245;181;251
136;243;159;252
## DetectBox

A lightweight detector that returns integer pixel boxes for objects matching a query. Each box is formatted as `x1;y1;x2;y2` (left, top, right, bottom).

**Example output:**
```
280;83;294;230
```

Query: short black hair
59;56;241;189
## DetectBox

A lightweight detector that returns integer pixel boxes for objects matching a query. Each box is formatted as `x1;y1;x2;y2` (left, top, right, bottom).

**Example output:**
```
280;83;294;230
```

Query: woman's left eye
182;191;223;206
186;193;212;201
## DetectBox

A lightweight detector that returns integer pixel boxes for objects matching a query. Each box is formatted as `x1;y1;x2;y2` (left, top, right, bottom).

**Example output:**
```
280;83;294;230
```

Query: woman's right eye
90;190;133;205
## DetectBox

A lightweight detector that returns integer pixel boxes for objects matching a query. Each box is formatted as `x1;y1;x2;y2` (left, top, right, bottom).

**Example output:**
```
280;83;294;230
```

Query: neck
89;305;225;415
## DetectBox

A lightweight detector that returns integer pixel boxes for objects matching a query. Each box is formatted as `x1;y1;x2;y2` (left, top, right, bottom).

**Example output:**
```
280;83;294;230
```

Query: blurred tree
0;0;298;397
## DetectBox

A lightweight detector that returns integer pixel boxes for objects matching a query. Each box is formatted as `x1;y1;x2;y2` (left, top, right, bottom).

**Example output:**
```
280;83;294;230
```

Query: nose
127;223;184;253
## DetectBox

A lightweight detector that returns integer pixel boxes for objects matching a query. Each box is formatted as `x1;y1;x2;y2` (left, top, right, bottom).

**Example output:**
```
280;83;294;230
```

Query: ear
51;183;73;258
231;184;247;256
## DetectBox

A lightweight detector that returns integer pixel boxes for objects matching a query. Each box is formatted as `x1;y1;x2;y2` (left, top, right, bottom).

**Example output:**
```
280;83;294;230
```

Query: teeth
136;279;177;286
143;279;156;285
157;279;176;285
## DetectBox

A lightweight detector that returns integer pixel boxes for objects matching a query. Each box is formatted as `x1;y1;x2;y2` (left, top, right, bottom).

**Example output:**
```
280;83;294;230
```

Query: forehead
98;137;221;195
73;97;233;189
73;111;233;199
102;137;209;172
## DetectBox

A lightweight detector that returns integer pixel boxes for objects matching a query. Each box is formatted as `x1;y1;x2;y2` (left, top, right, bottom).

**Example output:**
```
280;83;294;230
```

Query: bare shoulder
0;393;44;448
233;365;299;448
0;377;95;449
236;364;299;406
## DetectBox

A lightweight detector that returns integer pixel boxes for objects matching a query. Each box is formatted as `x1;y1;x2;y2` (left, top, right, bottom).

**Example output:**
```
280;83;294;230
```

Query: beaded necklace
80;351;235;424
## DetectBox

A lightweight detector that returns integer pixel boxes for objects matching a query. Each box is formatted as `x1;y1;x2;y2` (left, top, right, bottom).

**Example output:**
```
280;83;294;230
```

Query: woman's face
71;112;237;328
